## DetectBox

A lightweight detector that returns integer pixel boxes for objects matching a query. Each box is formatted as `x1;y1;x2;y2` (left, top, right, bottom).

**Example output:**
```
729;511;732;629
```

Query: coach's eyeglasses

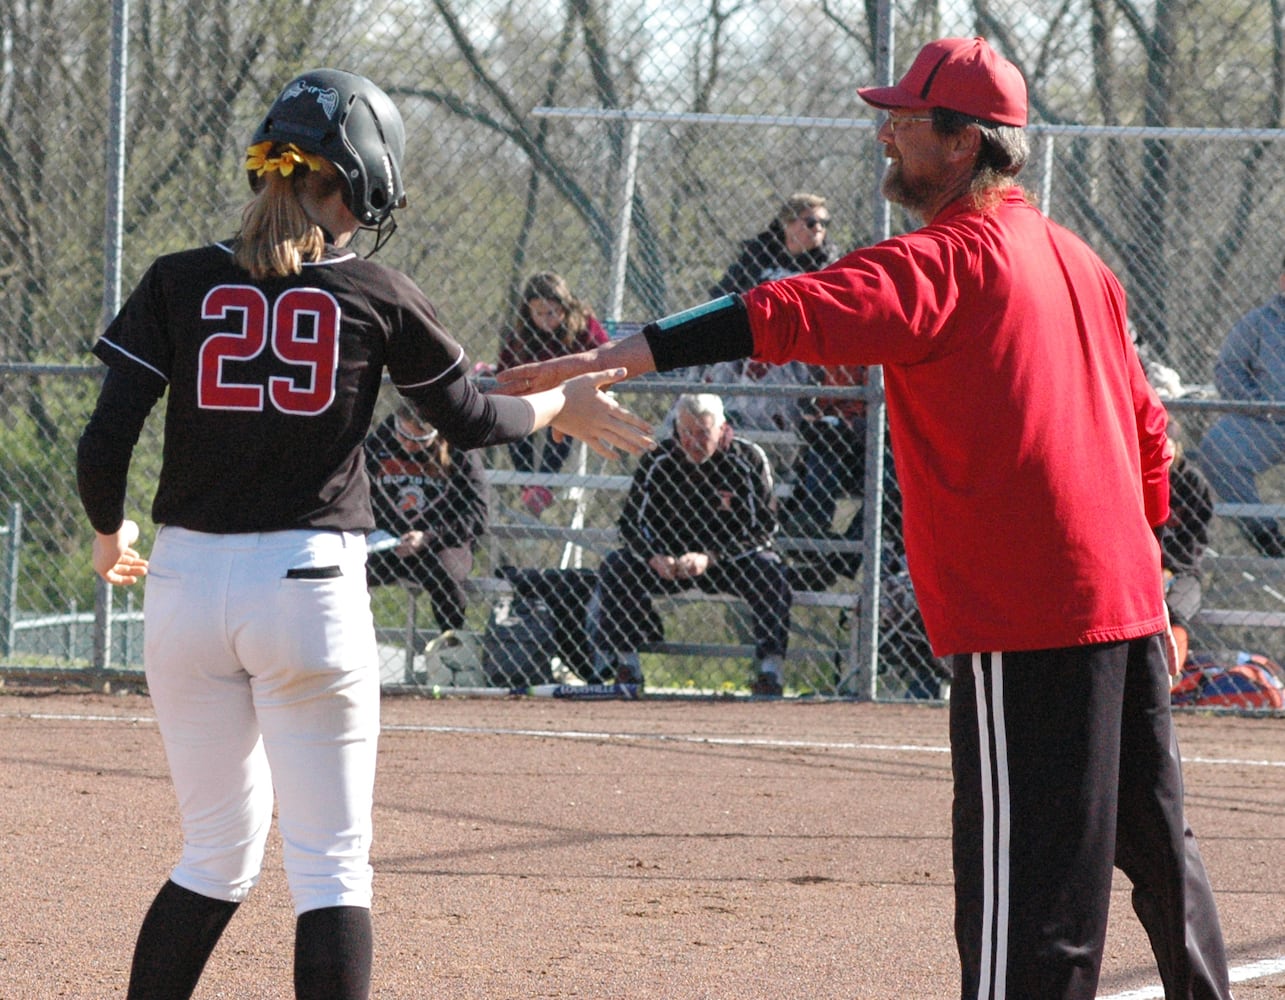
801;216;830;230
884;112;935;136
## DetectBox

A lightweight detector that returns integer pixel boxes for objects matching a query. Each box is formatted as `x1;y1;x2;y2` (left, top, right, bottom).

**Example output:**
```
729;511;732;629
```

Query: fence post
0;503;21;658
851;377;887;700
103;0;128;323
93;580;114;670
607;118;641;323
92;0;130;673
123;589;136;667
869;0;894;240
1040;134;1056;214
845;0;896;701
68;599;79;663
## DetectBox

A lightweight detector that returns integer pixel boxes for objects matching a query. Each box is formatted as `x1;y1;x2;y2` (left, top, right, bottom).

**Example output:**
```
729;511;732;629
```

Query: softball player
77;69;650;1000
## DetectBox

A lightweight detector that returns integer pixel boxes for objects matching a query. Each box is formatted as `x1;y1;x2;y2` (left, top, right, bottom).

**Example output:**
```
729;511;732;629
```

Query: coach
499;35;1233;1000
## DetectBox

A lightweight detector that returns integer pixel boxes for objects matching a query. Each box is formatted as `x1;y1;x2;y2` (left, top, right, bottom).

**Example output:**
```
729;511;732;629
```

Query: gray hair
975;125;1029;179
673;392;725;425
934;108;1029;180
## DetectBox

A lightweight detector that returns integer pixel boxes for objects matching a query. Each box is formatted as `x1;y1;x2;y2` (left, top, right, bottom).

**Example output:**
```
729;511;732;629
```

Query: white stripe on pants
972;652;1010;1000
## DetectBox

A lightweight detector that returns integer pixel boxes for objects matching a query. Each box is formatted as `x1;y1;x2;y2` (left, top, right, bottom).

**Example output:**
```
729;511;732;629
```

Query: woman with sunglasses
708;192;839;298
703;194;841;484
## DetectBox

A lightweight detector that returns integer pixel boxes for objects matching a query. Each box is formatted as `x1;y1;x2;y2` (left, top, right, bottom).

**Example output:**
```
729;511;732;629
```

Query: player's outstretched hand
495;351;597;396
552;368;655;459
93;519;149;586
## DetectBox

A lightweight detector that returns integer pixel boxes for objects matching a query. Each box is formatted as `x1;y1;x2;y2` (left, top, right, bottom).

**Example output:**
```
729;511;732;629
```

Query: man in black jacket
589;394;792;696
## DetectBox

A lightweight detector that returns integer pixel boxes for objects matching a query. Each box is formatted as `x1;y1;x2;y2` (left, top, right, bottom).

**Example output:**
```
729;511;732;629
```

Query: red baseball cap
857;37;1027;127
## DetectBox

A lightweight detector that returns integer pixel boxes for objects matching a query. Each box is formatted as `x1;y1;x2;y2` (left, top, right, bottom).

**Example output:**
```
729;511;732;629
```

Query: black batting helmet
251;68;406;226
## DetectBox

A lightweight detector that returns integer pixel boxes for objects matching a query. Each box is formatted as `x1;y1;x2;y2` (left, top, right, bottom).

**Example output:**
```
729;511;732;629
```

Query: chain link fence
2;1;1284;705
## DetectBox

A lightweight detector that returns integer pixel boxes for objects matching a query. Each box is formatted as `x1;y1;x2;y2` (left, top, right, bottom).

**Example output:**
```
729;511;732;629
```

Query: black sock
294;905;373;1000
126;880;239;999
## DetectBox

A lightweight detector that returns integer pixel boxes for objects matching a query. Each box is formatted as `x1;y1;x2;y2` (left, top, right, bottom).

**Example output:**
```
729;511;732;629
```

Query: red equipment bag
1171;650;1285;710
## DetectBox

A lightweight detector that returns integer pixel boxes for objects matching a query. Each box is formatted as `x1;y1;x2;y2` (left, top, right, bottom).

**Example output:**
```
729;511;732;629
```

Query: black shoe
1249;525;1285;558
615;653;644;691
750;672;784;698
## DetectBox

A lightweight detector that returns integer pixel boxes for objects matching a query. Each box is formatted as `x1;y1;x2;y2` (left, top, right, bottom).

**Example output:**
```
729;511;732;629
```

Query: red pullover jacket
742;189;1171;656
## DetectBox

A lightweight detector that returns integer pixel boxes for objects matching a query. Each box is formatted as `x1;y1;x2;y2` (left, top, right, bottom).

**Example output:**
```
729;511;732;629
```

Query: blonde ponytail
233;143;335;279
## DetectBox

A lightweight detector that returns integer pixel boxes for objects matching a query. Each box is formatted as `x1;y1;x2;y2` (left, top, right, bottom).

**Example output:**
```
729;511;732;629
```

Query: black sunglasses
800;216;830;230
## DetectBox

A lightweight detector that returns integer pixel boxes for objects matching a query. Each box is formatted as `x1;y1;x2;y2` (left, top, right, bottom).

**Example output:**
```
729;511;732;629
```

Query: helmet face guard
251;69;406;227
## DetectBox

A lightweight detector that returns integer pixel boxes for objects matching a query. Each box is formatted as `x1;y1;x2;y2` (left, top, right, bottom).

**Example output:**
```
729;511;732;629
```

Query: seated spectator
364;405;488;633
1163;422;1215;668
1193;256;1285;556
696;358;818;487
588;394;793;696
699;357;819;434
494;272;609;517
779;363;906;593
784;364;871;538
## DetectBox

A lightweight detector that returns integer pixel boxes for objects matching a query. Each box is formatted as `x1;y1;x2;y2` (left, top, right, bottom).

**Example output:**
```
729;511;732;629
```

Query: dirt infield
1;688;1283;999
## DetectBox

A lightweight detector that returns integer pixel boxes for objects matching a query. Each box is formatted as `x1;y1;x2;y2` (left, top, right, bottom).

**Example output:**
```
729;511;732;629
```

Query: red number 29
198;285;340;415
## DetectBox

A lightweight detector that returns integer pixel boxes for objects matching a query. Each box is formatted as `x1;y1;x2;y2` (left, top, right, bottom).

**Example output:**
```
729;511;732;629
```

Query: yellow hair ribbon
245;141;327;178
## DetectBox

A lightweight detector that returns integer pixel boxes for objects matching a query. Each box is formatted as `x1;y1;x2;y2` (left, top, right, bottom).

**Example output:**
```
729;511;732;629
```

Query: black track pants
949;637;1232;1000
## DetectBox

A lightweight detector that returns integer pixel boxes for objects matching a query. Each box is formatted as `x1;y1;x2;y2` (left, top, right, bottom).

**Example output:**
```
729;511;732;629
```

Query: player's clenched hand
649;554;679;579
93;519;149;586
551;368;655;459
494;352;597;396
674;552;711;579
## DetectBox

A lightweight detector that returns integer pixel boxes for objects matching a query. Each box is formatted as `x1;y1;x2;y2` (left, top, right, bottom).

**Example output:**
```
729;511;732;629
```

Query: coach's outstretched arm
495;295;754;394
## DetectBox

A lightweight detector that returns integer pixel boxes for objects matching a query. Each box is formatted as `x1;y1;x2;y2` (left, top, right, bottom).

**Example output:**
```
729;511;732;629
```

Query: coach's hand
499;334;659;400
93;519;149;586
495;351;599;396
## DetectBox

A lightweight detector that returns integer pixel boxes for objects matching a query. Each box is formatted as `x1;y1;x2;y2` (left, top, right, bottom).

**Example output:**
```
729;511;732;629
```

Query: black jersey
92;242;468;533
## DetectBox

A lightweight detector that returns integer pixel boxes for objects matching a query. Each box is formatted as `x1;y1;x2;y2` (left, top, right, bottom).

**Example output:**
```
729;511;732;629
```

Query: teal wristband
644;295;754;371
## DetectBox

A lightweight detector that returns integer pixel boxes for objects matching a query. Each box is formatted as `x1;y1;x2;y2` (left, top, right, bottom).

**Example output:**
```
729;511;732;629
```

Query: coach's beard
881;161;932;222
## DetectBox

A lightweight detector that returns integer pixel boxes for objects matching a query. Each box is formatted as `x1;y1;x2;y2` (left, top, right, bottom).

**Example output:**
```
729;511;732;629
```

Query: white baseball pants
142;526;380;916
